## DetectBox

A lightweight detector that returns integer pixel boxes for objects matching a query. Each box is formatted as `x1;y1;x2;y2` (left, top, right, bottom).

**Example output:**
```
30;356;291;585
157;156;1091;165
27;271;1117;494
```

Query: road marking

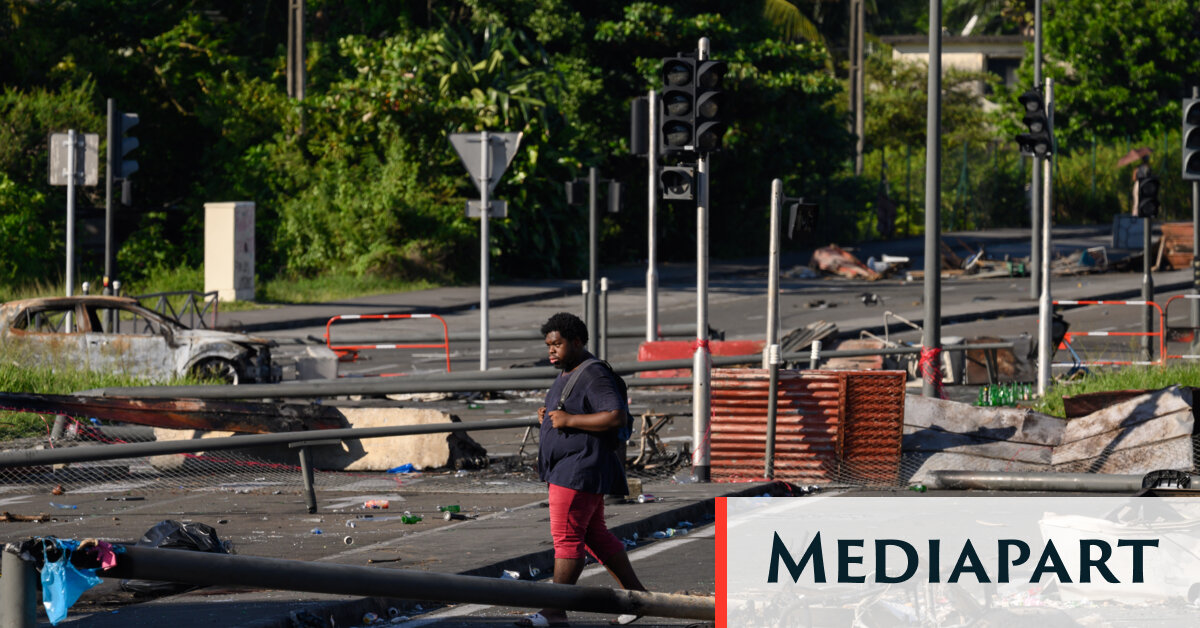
402;524;715;626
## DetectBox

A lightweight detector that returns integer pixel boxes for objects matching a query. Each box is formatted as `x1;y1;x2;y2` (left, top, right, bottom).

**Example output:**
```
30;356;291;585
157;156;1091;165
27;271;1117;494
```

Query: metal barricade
1051;299;1165;369
1162;294;1200;361
324;313;451;376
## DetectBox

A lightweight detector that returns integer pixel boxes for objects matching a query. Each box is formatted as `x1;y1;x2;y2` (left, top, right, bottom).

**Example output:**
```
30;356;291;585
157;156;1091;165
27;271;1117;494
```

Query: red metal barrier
1163;294;1200;361
708;369;906;484
324;313;451;376
1051;300;1164;368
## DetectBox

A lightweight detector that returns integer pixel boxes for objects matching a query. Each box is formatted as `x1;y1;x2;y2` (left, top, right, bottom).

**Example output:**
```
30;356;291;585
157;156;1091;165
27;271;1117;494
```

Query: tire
191;358;241;385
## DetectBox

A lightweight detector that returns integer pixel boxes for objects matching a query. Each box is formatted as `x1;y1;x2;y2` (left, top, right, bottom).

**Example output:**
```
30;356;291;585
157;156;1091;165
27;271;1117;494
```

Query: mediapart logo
721;497;1200;627
767;532;1157;585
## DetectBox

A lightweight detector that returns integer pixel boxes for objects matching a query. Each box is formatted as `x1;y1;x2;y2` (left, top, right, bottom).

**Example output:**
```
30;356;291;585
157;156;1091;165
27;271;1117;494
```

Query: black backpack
557;358;634;446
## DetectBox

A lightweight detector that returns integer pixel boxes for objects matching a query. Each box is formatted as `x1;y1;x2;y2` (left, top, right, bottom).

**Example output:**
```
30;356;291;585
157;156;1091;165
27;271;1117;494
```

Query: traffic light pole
921;0;942;399
692;37;712;483
479;130;491;371
1030;0;1043;300
646;90;660;343
1037;78;1054;395
588;166;599;355
1192;86;1200;346
104;99;115;295
765;179;783;368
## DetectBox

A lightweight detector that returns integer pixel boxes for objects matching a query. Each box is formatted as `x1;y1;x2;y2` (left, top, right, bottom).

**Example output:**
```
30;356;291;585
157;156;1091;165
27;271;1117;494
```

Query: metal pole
930;471;1149;492
810;339;822;370
588;167;599;354
1144;205;1155;361
104;100;115;295
581;279;590;331
480;130;490;371
1037;77;1054;395
765;179;783;368
75;343;1018;401
692;36;712;483
600;277;609;361
99;545;715;621
647;90;660;342
1;545;37;628
922;1;942;398
853;0;865;176
1030;0;1043;299
764;343;780;480
0;418;540;468
65;130;77;333
1191;86;1199;349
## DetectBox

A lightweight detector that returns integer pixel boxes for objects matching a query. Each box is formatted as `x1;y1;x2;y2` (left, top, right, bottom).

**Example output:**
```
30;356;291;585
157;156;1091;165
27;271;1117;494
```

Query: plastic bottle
400;511;422;524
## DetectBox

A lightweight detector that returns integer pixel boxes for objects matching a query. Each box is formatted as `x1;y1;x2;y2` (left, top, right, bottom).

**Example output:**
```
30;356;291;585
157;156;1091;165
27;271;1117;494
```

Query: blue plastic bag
40;539;102;625
387;463;415;474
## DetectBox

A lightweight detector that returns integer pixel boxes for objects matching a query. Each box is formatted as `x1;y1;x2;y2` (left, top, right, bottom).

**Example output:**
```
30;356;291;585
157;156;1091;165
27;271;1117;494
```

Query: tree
1040;0;1200;145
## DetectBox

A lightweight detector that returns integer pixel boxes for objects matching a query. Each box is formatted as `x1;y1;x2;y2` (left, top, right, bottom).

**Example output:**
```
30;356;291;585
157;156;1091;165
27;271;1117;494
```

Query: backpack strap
557;358;600;410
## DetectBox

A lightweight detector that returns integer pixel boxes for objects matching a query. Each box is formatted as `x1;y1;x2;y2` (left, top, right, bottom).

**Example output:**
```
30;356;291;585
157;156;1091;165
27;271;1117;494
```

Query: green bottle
438;505;461;513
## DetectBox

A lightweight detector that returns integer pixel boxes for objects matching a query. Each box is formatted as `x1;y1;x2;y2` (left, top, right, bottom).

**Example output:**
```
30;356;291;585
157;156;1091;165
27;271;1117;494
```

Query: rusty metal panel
838;370;907;484
709;369;905;485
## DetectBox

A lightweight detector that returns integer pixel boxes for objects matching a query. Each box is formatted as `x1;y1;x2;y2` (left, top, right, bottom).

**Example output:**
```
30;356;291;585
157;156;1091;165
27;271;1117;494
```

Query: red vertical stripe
715;496;727;627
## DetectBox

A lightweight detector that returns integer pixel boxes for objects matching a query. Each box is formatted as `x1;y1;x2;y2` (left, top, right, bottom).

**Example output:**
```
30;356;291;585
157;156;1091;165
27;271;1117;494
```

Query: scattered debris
122;520;230;594
859;292;881;306
779;320;837;354
905;386;1196;485
48;502;77;510
1;512;52;522
104;496;145;501
367;557;403;564
810;244;881;280
500;569;520;579
364;500;390;509
51;484;65;495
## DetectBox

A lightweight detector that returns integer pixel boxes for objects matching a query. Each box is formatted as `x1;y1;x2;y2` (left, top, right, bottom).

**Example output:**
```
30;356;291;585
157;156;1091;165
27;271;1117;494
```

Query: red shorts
548;483;626;562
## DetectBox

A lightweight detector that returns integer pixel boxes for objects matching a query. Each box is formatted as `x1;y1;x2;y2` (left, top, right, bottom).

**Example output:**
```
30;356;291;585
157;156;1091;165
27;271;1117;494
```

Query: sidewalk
54;479;786;628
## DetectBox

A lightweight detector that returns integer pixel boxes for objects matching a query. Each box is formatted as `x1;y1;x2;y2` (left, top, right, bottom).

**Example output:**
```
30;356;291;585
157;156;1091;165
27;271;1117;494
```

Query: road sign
449;132;522;194
465;200;508;218
48;133;99;186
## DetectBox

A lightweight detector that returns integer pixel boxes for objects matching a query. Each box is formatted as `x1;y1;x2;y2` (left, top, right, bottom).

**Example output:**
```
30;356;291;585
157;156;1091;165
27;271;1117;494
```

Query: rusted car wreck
0;296;279;384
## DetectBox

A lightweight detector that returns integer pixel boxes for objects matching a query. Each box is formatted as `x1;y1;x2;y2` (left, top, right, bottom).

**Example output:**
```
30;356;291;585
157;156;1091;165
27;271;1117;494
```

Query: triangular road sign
449;131;523;195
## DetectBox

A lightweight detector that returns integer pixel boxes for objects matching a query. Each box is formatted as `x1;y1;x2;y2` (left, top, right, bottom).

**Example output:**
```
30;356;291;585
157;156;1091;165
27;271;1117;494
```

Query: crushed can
636;494;657;504
444;511;469;521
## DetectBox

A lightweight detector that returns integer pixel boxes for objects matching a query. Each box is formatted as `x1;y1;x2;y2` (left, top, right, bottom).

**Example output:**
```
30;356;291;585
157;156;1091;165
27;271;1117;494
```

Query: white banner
720;496;1200;627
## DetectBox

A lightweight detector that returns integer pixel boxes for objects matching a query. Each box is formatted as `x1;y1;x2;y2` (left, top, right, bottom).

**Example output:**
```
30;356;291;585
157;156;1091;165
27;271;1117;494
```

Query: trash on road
364;499;390;509
121;520;229;594
500;569;520;579
387;463;415;474
1;512;52;522
810;244;881;280
48;502;77;510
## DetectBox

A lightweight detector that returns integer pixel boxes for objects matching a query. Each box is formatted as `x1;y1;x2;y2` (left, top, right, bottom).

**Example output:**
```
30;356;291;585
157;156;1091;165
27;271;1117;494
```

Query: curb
233;481;792;628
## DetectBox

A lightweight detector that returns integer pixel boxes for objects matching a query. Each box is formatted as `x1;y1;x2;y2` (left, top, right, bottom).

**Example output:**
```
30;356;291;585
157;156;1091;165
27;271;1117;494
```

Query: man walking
516;312;644;627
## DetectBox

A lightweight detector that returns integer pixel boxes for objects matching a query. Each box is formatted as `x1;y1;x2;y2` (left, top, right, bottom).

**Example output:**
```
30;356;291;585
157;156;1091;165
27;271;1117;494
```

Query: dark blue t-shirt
538;355;629;495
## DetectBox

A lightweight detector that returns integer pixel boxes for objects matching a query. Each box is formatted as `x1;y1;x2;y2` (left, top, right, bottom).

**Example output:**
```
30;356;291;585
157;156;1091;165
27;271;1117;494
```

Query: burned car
0;296;279;384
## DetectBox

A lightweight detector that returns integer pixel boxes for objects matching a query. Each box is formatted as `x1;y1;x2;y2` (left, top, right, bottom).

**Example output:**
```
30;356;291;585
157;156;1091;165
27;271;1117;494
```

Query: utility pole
1037;78;1054;395
692;37;712;483
646;90;660;342
921;0;943;399
852;0;865;176
1030;0;1043;299
287;0;306;100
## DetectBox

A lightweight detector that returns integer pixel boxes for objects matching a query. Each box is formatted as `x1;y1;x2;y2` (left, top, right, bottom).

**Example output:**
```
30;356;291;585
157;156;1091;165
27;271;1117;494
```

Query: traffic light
660;165;694;200
659;55;695;153
113;112;139;180
1136;165;1159;219
1016;89;1053;157
565;180;586;205
786;200;819;238
630;97;649;156
1184;97;1200;181
694;60;727;153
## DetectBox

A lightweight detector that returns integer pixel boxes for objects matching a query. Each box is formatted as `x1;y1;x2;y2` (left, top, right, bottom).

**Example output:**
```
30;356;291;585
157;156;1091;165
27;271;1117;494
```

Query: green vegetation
1034;364;1200;418
0;342;212;440
2;1;1199;294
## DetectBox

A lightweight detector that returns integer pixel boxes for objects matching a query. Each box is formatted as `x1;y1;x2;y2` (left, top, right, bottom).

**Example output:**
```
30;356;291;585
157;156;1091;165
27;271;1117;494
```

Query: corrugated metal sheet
709;369;905;484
